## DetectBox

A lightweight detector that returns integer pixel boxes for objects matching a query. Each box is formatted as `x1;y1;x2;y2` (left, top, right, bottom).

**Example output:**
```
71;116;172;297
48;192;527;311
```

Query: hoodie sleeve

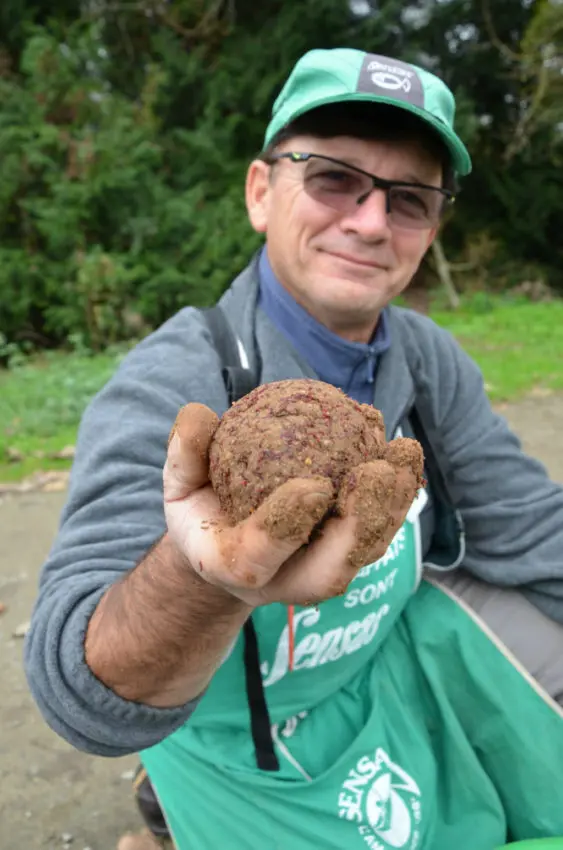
24;308;230;756
405;311;563;624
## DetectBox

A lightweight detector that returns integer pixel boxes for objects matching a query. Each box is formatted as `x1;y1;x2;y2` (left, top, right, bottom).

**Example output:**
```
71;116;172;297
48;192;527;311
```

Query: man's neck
312;312;381;345
257;247;391;404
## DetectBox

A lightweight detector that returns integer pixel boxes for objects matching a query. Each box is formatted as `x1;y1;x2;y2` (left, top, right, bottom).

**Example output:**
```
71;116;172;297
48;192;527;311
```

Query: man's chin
315;271;390;304
312;285;387;322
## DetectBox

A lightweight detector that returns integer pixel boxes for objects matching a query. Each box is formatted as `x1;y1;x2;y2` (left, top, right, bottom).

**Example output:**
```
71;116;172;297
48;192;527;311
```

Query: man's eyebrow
308;153;363;169
400;172;438;186
337;155;366;169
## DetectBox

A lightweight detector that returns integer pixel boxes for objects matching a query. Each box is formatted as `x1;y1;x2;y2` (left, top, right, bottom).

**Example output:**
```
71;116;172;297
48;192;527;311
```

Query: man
25;48;563;850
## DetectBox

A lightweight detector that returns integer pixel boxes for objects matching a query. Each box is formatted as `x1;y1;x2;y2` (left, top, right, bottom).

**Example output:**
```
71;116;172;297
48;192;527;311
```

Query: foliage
514;0;563;157
0;0;561;350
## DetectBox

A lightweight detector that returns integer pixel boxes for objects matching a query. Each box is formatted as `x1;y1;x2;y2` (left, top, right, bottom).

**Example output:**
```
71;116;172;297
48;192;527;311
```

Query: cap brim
264;92;472;176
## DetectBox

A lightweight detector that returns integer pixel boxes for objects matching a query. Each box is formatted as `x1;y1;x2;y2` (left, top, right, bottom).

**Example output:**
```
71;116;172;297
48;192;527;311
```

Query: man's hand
165;403;422;608
85;398;422;707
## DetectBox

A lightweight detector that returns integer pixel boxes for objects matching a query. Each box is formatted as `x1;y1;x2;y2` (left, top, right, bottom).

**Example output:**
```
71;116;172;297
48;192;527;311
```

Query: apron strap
201;304;279;772
243;619;280;771
202;305;258;403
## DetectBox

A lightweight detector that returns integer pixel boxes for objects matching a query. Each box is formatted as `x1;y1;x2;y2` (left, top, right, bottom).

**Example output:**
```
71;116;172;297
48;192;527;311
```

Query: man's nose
340;188;391;240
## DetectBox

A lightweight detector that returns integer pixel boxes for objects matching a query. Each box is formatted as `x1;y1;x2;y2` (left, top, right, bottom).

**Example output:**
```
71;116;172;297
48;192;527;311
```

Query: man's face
246;133;443;340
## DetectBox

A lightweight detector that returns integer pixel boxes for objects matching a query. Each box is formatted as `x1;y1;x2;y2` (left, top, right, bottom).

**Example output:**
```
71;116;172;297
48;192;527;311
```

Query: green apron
141;487;563;849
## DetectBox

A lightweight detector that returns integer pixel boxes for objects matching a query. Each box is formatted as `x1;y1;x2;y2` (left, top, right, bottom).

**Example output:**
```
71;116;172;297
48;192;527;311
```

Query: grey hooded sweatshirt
24;260;563;758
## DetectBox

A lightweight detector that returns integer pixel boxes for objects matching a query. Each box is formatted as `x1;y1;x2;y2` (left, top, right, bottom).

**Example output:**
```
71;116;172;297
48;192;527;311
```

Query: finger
385;437;424;484
383;438;424;517
212;477;334;591
270;458;421;604
262;506;366;604
164;403;219;501
166;476;334;593
266;461;396;602
337;459;420;570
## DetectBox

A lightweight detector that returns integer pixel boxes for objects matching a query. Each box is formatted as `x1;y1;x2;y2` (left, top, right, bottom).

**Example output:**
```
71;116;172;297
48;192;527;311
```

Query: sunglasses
264;151;455;230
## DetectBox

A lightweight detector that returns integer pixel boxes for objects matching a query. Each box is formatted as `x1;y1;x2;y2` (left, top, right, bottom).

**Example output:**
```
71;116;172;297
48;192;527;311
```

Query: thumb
164;403;219;502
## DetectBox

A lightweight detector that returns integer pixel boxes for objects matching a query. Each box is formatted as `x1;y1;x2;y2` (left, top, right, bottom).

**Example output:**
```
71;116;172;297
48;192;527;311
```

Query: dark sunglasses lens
389;187;445;228
303;160;370;213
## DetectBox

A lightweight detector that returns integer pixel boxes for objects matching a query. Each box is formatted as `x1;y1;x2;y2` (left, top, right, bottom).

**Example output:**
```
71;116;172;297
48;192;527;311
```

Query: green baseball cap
263;48;472;176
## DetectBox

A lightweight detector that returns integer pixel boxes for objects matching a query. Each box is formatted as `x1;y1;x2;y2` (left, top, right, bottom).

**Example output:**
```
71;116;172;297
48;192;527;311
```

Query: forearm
85;532;252;707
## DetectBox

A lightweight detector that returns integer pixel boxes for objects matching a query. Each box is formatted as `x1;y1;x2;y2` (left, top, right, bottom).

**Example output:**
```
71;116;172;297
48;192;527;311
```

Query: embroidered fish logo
371;72;412;93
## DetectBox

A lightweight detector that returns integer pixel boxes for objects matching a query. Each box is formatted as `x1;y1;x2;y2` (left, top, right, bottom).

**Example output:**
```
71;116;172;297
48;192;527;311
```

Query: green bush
0;1;561;351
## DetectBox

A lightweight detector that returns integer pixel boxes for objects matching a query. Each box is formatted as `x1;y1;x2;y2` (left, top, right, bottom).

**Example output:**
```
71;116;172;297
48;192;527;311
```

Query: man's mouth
322;249;388;270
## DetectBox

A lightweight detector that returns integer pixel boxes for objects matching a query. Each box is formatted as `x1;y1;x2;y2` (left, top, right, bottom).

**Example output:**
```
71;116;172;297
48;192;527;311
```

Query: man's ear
245;159;271;234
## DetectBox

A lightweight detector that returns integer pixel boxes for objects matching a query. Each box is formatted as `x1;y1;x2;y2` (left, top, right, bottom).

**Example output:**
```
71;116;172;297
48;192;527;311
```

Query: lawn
1;295;562;482
431;296;563;400
0;348;128;482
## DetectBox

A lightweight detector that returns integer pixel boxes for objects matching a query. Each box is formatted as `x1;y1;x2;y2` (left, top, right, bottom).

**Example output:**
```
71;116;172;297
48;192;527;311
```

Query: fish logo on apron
338;748;422;849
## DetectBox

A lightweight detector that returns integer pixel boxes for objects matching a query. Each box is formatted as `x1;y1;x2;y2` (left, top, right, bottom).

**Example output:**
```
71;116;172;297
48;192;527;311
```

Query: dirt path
1;393;562;850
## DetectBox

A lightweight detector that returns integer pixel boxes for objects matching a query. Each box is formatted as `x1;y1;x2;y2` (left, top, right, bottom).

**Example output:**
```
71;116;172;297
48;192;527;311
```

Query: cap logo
357;54;424;108
370;69;412;93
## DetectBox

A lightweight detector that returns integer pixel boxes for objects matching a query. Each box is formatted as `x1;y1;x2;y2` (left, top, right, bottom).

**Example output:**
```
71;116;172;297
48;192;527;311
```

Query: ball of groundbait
208;378;392;526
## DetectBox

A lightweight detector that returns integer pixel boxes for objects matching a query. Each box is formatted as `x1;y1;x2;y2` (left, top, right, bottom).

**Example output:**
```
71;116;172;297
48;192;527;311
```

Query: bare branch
481;0;521;63
430;238;461;310
91;0;234;44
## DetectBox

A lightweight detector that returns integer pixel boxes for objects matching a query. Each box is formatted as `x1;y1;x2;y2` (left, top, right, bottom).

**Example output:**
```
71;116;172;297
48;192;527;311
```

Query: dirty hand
164;403;423;607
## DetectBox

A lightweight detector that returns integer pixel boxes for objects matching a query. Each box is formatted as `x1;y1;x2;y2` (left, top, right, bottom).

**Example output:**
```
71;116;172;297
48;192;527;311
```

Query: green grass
1;295;562;482
0;348;128;482
430;295;563;402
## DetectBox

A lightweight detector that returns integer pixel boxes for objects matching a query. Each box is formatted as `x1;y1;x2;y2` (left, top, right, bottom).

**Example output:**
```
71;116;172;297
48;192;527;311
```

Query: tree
1;0;560;349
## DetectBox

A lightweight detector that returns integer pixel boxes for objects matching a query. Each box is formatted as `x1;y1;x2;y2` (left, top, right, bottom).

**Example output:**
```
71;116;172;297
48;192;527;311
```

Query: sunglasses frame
264;151;455;228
